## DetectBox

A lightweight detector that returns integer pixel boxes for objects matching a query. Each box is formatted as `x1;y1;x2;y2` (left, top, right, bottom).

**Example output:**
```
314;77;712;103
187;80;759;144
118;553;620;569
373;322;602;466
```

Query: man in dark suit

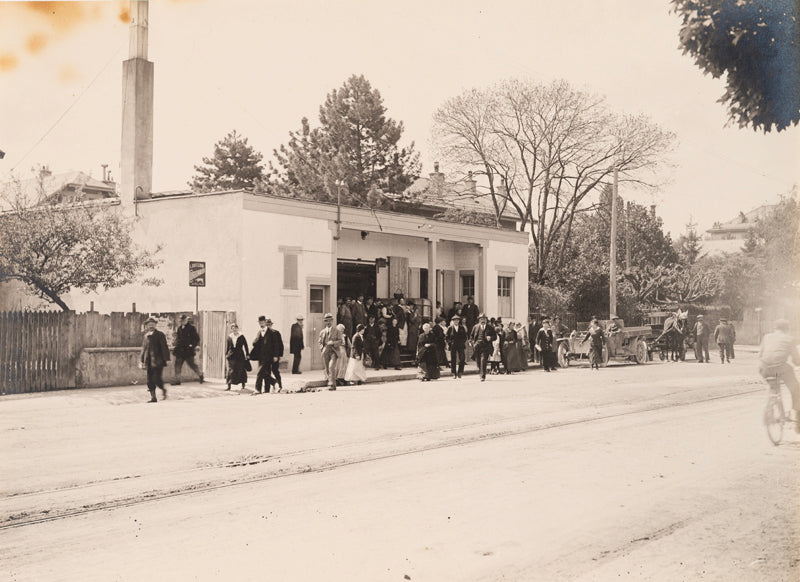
351;295;368;329
446;314;468;378
462;296;480;332
290;314;305;374
172;314;203;385
141;316;170;403
364;314;382;369
469;313;497;381
252;316;284;393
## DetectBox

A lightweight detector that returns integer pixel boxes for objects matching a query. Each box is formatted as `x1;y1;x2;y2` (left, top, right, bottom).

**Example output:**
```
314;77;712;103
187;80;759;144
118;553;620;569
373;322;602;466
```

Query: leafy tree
672;0;800;132
0;174;161;311
189;130;265;192
432;79;675;283
267;75;420;206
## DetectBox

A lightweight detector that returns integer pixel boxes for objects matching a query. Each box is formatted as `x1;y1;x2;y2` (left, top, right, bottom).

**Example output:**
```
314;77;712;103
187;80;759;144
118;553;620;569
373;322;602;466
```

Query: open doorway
337;259;377;300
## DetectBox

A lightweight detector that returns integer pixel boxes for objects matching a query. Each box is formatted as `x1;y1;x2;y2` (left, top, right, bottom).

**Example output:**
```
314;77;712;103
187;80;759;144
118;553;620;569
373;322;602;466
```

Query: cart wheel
634;340;648;364
557;343;570;368
601;346;610;367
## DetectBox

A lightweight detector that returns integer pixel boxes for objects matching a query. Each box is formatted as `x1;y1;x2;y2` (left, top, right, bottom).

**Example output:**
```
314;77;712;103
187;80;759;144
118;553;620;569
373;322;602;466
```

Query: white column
427;238;438;314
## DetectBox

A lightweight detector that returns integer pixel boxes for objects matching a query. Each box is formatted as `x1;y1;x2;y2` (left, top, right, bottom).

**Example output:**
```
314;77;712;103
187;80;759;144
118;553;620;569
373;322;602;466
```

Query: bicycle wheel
764;394;784;446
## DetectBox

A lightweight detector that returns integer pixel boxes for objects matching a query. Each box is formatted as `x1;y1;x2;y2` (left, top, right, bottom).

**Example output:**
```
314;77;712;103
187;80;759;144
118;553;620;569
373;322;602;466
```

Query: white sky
1;0;798;237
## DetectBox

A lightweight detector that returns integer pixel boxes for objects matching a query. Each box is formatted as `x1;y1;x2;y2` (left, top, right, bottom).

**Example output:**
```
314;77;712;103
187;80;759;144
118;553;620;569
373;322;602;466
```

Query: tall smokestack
120;0;154;210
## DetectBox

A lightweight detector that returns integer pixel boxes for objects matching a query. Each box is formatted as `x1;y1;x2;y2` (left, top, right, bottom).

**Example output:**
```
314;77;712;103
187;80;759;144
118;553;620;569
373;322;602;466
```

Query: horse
656;309;688;361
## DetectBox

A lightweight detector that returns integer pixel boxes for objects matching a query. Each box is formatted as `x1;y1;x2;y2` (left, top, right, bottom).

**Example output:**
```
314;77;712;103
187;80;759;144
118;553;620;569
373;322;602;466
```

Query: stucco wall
484;239;529;321
66;193;245;315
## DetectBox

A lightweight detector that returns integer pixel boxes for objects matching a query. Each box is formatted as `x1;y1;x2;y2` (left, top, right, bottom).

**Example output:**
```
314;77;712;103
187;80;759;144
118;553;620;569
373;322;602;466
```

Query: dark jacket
351;333;365;359
470;322;497;352
290;322;305;354
226;334;249;362
351;301;367;328
446;324;468;349
174;322;200;358
462;303;480;329
141;329;170;368
252;328;284;364
535;328;556;353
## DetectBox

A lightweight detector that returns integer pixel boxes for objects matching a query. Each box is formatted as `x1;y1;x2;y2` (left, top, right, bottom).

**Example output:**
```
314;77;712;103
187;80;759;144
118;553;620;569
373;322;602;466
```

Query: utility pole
625;200;632;272
609;164;618;318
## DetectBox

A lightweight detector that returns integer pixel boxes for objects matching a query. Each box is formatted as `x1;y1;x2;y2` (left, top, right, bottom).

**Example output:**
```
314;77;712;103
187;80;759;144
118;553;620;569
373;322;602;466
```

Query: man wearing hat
446;314;468;378
318;313;343;389
714;317;735;363
290;314;305;374
692;315;710;363
251;316;284;394
172;314;203;385
140;316;170;403
469;313;497;381
462;296;480;332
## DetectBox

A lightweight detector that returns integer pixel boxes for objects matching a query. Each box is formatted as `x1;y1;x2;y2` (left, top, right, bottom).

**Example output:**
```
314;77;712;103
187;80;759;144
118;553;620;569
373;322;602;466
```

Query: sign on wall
189;261;206;287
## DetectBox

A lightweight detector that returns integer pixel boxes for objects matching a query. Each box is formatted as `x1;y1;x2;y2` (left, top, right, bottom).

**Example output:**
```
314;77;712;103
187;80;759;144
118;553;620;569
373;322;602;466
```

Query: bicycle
763;373;796;445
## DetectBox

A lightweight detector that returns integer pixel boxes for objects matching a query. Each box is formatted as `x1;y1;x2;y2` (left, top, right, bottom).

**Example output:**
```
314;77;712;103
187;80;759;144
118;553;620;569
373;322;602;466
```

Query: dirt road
2;351;798;581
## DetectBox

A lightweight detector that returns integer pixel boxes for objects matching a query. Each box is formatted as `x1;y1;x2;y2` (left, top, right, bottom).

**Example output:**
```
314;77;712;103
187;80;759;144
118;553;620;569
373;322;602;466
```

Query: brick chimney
429;161;445;194
120;0;154;211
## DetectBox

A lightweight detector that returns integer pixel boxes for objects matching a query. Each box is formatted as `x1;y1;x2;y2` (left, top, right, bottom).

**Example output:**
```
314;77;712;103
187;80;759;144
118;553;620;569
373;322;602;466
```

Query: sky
1;0;798;238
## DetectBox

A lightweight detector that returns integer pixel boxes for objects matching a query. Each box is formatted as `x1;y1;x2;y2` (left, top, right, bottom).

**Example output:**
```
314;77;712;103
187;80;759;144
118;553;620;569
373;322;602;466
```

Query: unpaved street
1;351;798;581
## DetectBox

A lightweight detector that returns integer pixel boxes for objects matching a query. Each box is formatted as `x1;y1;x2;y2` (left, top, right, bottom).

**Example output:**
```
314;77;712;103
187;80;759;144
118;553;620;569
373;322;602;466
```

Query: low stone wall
75;347;203;388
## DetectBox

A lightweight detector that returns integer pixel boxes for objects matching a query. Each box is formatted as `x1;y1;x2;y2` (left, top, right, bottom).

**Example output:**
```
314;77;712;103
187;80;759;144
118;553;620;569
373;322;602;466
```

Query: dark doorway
337;259;376;300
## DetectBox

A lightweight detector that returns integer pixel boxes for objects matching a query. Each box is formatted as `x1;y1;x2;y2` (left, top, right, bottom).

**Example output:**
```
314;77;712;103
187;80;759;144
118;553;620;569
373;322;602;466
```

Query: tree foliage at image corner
672;0;800;132
0;177;162;311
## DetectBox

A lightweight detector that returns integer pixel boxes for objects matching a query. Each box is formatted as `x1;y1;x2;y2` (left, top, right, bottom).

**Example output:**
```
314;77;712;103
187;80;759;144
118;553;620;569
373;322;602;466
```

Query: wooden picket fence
0;311;148;395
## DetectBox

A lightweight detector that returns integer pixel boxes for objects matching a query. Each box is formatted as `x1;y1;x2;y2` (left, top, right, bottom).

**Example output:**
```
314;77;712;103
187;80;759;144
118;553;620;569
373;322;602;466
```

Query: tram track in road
0;386;761;532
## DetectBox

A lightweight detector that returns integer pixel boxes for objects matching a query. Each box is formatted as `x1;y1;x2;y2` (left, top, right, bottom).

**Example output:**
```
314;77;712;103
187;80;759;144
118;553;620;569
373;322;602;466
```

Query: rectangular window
497;275;513;318
461;273;475;299
283;253;298;290
309;287;324;313
420;268;428;300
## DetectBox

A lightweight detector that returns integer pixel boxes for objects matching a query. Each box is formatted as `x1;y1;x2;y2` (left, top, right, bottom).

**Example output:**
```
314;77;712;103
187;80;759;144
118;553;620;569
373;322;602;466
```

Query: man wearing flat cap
290;314;305;374
446;314;468;378
469;313;497;381
141;316;170;403
318;313;343;389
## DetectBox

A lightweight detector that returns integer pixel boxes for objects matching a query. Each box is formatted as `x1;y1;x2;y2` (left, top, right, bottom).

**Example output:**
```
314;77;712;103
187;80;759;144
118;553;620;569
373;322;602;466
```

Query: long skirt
398;325;408;347
336;346;348;379
226;358;247;385
417;352;441;380
381;344;401;368
344;357;367;383
588;346;603;367
503;343;522;372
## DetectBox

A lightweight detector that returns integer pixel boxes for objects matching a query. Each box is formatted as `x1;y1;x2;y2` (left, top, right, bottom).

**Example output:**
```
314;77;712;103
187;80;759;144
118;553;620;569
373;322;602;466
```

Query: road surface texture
2;349;798;581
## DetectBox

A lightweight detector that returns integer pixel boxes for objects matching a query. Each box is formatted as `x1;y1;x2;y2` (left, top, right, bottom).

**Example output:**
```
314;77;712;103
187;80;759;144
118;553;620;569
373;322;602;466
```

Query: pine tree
675;219;704;265
267;75;420;205
189;130;265;192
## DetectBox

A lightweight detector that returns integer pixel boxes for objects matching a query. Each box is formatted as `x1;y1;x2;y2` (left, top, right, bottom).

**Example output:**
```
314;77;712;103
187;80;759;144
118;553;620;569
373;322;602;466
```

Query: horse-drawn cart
645;310;692;361
557;318;650;367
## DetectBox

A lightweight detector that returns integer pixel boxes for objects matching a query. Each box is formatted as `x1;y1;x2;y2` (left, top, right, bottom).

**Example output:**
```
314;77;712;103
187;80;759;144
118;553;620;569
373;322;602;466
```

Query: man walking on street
693;315;711;363
252;316;283;394
535;318;558;372
172;315;203;385
469;313;497;381
141;316;170;403
446;314;468;378
290;315;305;374
714;317;735;363
319;313;343;390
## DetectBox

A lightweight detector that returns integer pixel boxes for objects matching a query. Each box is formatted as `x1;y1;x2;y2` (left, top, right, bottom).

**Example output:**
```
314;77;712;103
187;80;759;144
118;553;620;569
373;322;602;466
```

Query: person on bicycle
759;319;800;431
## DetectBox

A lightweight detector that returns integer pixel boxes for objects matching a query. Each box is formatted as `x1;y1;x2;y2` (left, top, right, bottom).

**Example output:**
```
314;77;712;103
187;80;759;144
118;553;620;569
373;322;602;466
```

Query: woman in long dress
515;322;529;370
488;325;503;374
581;318;605;370
416;323;440;381
503;322;522;372
225;322;249;390
335;323;350;384
345;324;368;385
381;318;402;370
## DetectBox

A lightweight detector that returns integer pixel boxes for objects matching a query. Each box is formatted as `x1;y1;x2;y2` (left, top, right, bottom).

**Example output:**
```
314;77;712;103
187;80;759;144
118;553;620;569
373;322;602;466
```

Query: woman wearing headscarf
225;322;250;391
345;324;368;385
515;322;530;370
